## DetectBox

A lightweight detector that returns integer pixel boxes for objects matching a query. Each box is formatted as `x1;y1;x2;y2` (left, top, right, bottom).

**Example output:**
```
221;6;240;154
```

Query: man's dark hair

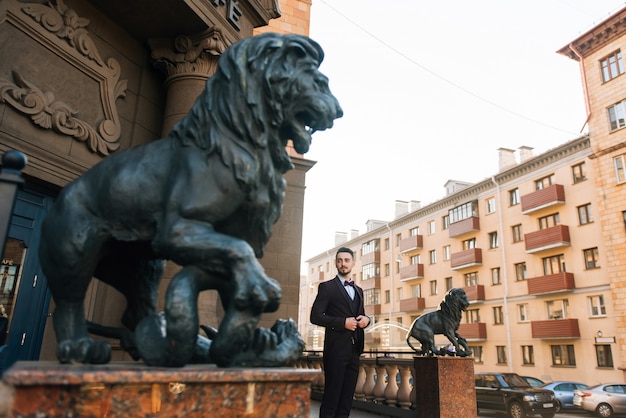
336;247;354;259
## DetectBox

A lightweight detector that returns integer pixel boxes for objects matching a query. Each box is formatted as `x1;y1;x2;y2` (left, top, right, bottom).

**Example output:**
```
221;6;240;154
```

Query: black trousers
319;350;360;418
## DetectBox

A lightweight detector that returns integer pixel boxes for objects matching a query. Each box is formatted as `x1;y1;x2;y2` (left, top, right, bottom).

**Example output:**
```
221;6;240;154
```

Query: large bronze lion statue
406;288;472;357
38;32;343;367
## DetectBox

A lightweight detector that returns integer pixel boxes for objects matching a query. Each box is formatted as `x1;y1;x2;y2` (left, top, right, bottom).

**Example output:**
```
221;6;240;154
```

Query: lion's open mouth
284;100;342;154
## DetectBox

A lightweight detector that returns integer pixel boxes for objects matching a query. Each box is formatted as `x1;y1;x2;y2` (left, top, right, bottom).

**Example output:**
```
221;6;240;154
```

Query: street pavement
309;400;590;417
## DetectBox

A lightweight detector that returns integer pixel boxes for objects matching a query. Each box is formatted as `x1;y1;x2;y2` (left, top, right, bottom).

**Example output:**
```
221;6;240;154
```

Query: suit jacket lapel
334;275;354;310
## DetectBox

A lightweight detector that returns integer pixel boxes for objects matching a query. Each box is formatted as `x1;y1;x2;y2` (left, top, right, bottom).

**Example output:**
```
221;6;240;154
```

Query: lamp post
0;150;27;257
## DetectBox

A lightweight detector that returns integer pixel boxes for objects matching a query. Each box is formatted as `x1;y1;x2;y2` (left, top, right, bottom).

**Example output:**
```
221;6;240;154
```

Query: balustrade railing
296;351;417;417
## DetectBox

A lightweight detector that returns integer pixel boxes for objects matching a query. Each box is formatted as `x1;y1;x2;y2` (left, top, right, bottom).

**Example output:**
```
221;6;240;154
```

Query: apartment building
303;134;623;385
558;5;626;380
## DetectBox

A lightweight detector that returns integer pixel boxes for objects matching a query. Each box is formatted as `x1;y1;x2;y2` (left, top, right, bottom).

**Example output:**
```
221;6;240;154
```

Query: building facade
303;135;624;385
0;0;314;372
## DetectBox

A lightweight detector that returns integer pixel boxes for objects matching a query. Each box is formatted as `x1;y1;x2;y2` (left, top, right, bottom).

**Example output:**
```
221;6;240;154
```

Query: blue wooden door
0;189;53;372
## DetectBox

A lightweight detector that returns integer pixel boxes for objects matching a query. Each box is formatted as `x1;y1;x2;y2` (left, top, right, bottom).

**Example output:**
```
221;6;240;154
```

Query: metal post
0;150;27;258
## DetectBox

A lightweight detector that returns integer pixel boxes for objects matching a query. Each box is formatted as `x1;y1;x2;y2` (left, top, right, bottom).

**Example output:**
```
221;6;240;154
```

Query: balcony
400;263;424;281
527;272;575;295
524;225;570;253
361;250;380;265
360;277;381;291
531;318;580;339
458;322;487;340
365;304;381;316
450;248;482;270
462;284;485;302
521;184;565;214
448;216;480;238
399;235;423;254
399;297;425;312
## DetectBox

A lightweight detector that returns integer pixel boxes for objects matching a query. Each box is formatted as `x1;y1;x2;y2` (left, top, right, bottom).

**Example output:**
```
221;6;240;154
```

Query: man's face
335;252;354;276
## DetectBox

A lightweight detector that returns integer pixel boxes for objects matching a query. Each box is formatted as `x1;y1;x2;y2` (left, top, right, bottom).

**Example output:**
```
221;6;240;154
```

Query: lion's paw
233;269;282;313
57;338;110;364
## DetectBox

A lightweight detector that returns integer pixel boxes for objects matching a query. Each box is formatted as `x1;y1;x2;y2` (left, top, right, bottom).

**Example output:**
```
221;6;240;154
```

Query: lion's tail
406;333;422;354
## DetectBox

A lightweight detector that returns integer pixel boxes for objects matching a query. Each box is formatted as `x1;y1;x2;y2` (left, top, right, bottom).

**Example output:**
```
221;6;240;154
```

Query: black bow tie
344;281;354;287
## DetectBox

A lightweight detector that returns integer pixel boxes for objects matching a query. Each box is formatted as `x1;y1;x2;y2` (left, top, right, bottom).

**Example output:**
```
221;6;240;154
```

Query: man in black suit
310;247;370;418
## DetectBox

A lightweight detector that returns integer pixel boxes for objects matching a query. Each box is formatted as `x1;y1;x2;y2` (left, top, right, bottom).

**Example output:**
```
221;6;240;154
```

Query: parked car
475;372;556;418
522;376;546;388
574;383;626;417
540;381;588;412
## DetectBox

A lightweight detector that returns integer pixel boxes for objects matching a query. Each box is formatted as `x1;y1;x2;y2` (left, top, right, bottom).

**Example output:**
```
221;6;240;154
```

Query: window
395;260;401;274
429;280;438;295
465;309;480;323
496;346;507;365
543;254;565;274
486;197;496;214
445;276;453;291
395;233;401;246
609;100;626;131
589;295;606;317
491;267;501;285
362;239;379;255
601;50;625;82
362;263;379;280
538;213;560;229
462;238;476;250
578;204;593;225
429;249;436;264
363;288;380;306
572;162;587;183
464;272;478;286
384;238;389;250
443;245;450;261
469;346;483;364
428;221;435;234
584;247;600;269
449;200;478;224
615;154;626;184
547;299;569;319
410;227;420;236
493;306;504;325
509;188;520;206
442;215;450;230
384;263;390;276
397;287;403;300
488;231;498;248
535;174;554;190
551;344;576;366
410;255;420;265
522;345;534;365
518;304;529;322
596;345;614;368
511;224;523;243
412;284;421;298
514;262;527;281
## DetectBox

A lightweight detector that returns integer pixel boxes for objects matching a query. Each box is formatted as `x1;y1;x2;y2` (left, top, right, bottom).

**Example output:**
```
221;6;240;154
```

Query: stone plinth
413;357;476;418
3;361;319;418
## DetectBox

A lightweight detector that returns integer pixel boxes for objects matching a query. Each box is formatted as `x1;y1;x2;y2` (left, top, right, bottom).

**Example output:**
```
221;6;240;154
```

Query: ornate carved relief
0;0;127;155
150;28;229;81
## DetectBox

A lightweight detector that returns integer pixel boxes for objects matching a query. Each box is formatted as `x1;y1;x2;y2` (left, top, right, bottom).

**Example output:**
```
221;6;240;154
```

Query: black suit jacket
310;276;368;355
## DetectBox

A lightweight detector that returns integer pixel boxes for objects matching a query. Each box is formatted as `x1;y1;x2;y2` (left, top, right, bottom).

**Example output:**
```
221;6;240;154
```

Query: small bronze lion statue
406;288;472;357
38;33;343;367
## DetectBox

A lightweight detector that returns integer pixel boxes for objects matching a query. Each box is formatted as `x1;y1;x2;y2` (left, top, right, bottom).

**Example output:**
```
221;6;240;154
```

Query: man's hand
345;317;358;331
356;315;370;328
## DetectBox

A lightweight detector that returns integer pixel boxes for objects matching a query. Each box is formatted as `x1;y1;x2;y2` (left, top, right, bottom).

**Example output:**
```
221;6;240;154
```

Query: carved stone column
149;29;228;136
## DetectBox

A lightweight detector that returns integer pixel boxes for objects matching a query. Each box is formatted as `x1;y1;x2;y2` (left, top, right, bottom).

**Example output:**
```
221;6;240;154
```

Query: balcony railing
521;184;565;214
399;235;423;254
399;297;425;312
361;277;381;291
524;225;570;253
365;304;382;316
458;322;487;340
361;250;381;265
400;264;424;281
462;284;485;302
448;216;480;238
450;248;482;270
531;318;580;339
527;272;575;295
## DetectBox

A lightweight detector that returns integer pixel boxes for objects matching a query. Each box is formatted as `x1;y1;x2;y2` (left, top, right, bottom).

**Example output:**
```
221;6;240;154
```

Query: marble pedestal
413;357;476;418
2;361;319;417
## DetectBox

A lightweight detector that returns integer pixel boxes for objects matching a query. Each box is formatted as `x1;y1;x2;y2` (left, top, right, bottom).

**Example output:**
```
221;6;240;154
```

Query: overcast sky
300;1;626;273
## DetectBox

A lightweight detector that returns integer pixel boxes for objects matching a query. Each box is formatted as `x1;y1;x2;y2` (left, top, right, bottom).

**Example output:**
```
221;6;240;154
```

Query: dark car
475;372;556;418
540;381;588;412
